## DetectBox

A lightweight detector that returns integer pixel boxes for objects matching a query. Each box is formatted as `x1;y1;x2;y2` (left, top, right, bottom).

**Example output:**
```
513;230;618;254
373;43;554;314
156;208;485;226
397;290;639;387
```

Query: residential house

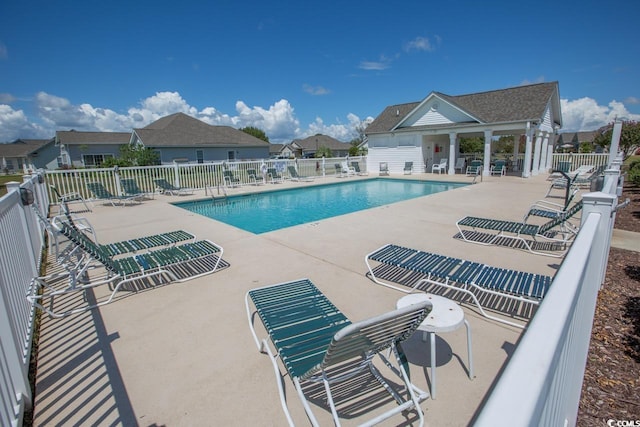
555;131;597;152
0;139;57;174
288;134;351;158
132;113;270;163
269;143;287;158
54;113;271;168
365;82;562;176
55;131;131;168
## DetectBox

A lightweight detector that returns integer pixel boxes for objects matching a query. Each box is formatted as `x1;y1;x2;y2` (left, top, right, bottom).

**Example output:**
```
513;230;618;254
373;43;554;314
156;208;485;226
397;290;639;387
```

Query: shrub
627;160;640;185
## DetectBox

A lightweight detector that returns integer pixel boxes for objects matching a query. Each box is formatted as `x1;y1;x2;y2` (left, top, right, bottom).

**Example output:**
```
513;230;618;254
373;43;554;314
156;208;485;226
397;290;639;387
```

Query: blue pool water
175;179;466;234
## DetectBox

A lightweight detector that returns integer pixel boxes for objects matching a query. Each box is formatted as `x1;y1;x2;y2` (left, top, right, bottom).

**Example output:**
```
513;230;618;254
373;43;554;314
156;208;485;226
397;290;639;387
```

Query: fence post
173;162;180;188
580;191;617;287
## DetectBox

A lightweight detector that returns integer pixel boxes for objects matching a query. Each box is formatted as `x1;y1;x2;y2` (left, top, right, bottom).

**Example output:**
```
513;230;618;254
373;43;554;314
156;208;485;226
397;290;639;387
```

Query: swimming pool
175;179;467;234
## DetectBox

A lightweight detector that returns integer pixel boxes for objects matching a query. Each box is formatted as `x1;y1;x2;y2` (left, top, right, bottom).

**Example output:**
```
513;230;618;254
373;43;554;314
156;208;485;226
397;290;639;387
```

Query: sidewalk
611;229;640;252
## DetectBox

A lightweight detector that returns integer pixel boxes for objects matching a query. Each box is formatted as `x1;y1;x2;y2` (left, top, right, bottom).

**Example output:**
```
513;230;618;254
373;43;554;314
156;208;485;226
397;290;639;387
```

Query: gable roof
366;82;560;134
0;139;53;157
291;134;350;151
556;131;597;145
56;130;131;145
134;113;269;147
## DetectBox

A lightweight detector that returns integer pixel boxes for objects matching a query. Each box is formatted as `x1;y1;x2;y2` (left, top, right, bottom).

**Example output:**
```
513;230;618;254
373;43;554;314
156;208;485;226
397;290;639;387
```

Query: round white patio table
396;293;474;399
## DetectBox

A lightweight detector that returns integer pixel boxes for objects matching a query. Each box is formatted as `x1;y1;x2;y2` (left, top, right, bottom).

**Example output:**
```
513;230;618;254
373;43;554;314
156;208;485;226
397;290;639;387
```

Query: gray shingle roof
291;134;351;151
134;113;269;147
366;82;559;134
56;131;131;145
0;139;52;156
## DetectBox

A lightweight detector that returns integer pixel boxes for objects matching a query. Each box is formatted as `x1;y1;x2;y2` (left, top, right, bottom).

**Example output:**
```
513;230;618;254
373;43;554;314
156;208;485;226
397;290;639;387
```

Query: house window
227;151;235;161
82;154;113;167
5;159;14;171
196;150;204;164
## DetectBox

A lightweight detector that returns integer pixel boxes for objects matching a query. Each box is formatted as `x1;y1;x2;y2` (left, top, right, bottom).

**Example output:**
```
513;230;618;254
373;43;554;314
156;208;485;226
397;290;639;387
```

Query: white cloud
303;84;330;96
560;97;640;132
10;90;634;145
0;105;49;141
404;36;437;52
358;55;393;70
625;96;640;105
0;90;368;143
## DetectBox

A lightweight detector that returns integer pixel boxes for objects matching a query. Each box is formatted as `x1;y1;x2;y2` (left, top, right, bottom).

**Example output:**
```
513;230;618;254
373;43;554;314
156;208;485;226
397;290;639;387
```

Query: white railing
549;153;610;172
44;157;367;201
0;174;48;427
0;153;622;426
474;156;624;426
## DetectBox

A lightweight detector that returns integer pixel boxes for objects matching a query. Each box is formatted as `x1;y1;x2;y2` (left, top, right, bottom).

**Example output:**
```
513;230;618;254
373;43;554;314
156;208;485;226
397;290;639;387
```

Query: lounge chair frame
379;162;389;176
119;178;149;200
154;178;195;196
365;244;553;328
86;182;140;206
287;165;314;182
266;167;283;183
29;220;223;318
455;201;582;257
246;278;431;426
247;168;264;185
404;161;414;175
431;159;446;174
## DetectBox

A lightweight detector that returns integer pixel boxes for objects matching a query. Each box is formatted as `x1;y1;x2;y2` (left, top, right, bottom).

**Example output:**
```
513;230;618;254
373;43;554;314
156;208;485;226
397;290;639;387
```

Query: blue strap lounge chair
404;161;414;174
466;160;483;176
222;170;241;187
246;278;431;426
266;167;283;183
287;165;314;182
351;161;368;175
86;182;141;206
154;178;195;196
455;200;583;257
247;168;264;185
490;160;506;176
120;178;150;200
365;244;553;328
28;221;223;318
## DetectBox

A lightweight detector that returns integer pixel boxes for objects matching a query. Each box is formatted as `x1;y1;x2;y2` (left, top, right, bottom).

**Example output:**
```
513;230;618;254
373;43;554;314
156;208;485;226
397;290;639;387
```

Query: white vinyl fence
0;174;48;427
44;157;367;201
475;156;626;426
0;152;626;426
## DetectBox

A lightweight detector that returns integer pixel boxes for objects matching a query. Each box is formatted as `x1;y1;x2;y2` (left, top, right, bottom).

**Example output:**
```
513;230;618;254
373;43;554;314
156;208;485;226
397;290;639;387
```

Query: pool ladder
205;183;228;201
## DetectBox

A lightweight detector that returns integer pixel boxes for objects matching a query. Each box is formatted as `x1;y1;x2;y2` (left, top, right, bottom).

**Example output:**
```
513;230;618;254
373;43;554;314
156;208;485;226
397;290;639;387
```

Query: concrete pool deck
33;172;571;426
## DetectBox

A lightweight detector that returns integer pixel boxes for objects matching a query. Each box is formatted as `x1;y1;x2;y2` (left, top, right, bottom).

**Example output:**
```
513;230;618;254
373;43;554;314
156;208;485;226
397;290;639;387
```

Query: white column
539;131;549;174
531;130;543;176
522;124;533;178
545;143;554;172
448;132;457;175
512;134;520;172
483;130;492;176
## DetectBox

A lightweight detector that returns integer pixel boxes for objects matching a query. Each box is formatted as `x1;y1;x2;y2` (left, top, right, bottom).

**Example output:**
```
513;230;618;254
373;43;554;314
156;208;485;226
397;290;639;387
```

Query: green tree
102;144;160;167
459;137;484;154
240;126;270;142
315;146;333;158
493;135;514;153
593;120;640;159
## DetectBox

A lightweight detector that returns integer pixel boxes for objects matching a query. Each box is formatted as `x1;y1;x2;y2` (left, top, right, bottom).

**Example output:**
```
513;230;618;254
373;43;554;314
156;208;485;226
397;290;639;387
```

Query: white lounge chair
431;158;447;174
379;162;389;176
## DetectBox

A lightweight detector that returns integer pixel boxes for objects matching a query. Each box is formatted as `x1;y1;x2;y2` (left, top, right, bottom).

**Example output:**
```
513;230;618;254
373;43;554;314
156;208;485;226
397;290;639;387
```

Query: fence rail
0;153;624;426
474;156;624;426
0;175;48;427
45;157;367;202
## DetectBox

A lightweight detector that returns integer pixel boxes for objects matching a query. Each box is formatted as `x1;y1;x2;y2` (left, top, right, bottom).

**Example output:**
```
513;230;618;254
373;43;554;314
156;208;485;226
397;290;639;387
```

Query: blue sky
1;0;639;143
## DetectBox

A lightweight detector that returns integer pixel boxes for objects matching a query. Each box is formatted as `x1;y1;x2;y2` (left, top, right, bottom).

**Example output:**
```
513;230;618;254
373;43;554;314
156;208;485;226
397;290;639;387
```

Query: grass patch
0;174;24;197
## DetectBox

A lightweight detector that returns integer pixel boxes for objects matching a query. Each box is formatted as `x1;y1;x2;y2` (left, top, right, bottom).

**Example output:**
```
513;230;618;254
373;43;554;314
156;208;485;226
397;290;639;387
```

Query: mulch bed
577;181;640;425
